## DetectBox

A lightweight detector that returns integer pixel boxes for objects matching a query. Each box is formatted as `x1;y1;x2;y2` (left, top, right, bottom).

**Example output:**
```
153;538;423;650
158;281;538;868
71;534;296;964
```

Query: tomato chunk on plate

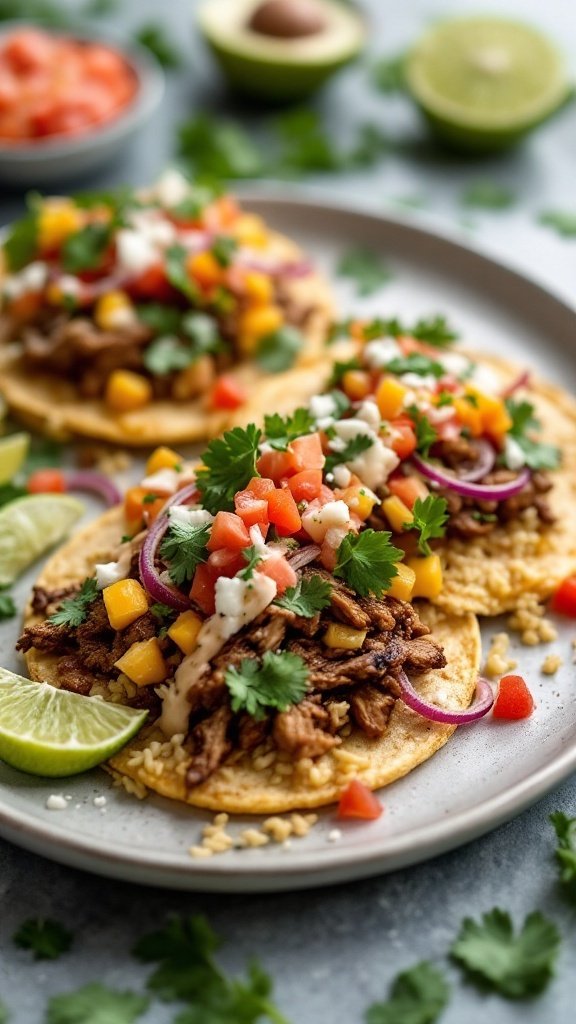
337;780;383;820
492;675;535;720
551;577;576;617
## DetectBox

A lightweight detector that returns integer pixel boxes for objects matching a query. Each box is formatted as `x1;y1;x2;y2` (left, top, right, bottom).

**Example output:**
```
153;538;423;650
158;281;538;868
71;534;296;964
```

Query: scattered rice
110;770;148;800
188;810;319;859
484;632;517;679
541;654;563;676
507;593;558;645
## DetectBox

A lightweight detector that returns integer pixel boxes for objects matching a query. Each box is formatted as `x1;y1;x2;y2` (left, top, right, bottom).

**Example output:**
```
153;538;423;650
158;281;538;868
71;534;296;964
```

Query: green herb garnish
366;961;449;1024
386;354;444;378
165;244;200;303
337;246;394;296
225;651;308;720
275;575;332;618
325;433;373;474
210;235;238;268
196;425;262;515
406;405;437;458
178;114;265;180
550;811;576;898
61;223;110;274
406;496;448;557
47;983;148;1024
505;399;561;470
461;180;516;209
49;578;98;628
372;52;407;94
238;546;264;581
264;408;315;451
135;24;182;69
256;326;303;373
14;918;73;961
538;210;576;238
159;521;210;587
334;530;401;597
0;593;17;620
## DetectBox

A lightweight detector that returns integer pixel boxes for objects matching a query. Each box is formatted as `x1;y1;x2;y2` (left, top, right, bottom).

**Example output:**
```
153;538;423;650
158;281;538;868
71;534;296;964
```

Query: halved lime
0;670;147;777
406;17;571;152
0;493;84;586
0;432;29;485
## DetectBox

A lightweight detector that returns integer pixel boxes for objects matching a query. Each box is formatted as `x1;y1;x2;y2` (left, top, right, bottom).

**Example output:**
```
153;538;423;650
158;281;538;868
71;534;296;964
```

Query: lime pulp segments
0;493;84;586
0;432;29;485
0;670;147;777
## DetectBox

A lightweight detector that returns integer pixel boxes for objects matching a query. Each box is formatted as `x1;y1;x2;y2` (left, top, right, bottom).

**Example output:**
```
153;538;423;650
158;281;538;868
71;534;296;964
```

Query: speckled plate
1;195;576;893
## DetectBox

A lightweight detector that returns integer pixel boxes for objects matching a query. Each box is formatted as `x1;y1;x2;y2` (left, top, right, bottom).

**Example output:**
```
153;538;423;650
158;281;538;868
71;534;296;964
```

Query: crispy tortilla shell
23;507;481;813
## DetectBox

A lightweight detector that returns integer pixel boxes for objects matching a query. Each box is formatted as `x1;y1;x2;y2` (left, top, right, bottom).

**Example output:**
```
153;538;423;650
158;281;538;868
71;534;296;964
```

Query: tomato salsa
0;28;137;143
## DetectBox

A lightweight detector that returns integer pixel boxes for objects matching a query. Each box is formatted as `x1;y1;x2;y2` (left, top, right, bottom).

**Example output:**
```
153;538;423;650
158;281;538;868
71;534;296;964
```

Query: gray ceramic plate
1;196;575;892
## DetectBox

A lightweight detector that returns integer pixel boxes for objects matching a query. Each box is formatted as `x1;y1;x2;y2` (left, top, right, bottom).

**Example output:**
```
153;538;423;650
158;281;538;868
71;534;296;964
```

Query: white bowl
0;26;165;185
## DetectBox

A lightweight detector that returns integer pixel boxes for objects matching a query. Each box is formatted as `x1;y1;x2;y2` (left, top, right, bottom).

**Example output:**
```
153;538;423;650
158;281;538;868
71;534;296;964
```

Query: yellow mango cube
385;562;416;602
406;554;443;599
38;200;83;250
341;485;377;521
187;250;223;289
468;389;513;437
168;610;203;655
341;369;371;401
376;376;407;420
324;622;367;650
233;213;269;248
381;495;413;533
114;637;168;687
244;271;273;306
94;291;135;331
239;304;284;340
146;446;183;476
453;396;482;437
103;578;149;631
105;370;153;412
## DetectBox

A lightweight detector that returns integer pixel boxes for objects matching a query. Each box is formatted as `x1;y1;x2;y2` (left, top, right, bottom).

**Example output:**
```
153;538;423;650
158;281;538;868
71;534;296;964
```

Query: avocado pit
248;0;328;39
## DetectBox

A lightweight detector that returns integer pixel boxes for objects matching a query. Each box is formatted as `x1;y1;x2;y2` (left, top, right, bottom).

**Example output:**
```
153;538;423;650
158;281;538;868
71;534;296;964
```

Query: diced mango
94;290;135;331
146;446;182;476
167;610;203;655
453;396;482;437
340;485;377;521
376;376;407;420
467;388;513;437
381;495;413;533
243;271;273;306
114;637;168;687
384;562;416;602
38;200;83;251
105;370;152;412
187;250;224;289
406;554;443;599
103;578;149;631
342;369;371;401
324;622;367;650
238;304;284;356
233;213;269;248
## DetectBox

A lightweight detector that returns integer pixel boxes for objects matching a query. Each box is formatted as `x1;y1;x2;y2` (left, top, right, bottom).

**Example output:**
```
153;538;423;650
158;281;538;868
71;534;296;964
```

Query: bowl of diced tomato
0;25;164;184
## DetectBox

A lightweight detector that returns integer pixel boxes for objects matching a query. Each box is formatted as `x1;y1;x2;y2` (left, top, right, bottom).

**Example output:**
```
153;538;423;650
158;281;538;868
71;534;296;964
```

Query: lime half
0;493;84;586
0;670;147;777
0;432;29;484
406;18;570;152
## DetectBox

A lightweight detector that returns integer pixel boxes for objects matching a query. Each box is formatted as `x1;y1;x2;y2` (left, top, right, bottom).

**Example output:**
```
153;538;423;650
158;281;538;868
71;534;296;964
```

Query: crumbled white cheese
116;229;158;275
399;373;438;391
95;560;128;589
327;828;342;843
169;505;213;527
309;392;339;430
301;500;350;543
439;352;472;378
330;417;399;490
56;274;82;299
152;167;191;207
355;400;381;432
141;468;181;493
4;261;48;299
249;524;270;554
332;464;352;488
363;336;402;368
504;436;526;470
470;362;502;395
129;208;177;247
46;794;68;811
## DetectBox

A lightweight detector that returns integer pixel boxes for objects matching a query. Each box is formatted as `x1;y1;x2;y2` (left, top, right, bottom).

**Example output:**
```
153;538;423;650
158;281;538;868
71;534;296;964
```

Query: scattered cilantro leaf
150;602;175;623
407;496;448;557
348;123;393;168
178;114;265;180
170;183;220;222
61;223;110;273
436;391;454;407
365;961;449;1024
275;575;332;617
196;426;262;515
0;594;16;620
328;358;362;387
210;235;238;268
49;577;98;628
539;209;576;238
13;918;72;961
256;326;303;373
182;312;223;349
0;483;26;508
273;108;341;174
225;651;308;720
174;960;290;1024
135;24;182;69
411;316;458;348
0;0;68;26
335;529;401;597
406;405;437;458
143;337;195;376
160;521;210;587
550;811;576;898
325;434;373;474
451;908;560;999
46;982;148;1024
337;247;394;296
264;408;315;451
505;399;561;470
386;354;444;378
372;52;407;94
137;303;183;336
461;181;516;209
3;207;38;271
165;244;200;302
238;546;263;581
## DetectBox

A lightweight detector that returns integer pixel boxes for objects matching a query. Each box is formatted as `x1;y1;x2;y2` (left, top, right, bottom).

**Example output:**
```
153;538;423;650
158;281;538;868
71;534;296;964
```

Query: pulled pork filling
17;565;446;787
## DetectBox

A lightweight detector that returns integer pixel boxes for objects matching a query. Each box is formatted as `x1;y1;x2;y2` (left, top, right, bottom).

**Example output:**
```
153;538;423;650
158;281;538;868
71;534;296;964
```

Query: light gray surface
2;0;576;1020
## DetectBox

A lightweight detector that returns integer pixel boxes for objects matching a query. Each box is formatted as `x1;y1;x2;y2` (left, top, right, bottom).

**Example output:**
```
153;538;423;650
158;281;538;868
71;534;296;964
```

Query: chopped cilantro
13;918;73;961
150;603;175;623
238;546;263;581
411;316;458;348
461;180;516;209
159;521;210;587
273;108;341;174
539;209;576;238
406;496;448;557
0;483;26;508
210;235;238;268
390;194;428;210
137;303;183;336
256;326;303;373
436;391;454;407
3;205;38;271
348;123;394;168
49;578;98;628
225;651;308;720
61;223;110;273
275;575;332;617
196;425;262;515
335;529;401;597
170;184;219;222
135;24;182;69
264;408;315;451
406;406;437;457
505;399;561;470
165;244;200;303
143;312;223;375
328;358;362;387
337;247;394;296
325;433;373;474
386;354;444;378
0;593;16;620
366;961;449;1024
470;511;497;523
25;437;63;474
372;51;407;94
178;114;265;180
451;908;560;998
143;336;193;376
46;983;148;1024
550;811;576;898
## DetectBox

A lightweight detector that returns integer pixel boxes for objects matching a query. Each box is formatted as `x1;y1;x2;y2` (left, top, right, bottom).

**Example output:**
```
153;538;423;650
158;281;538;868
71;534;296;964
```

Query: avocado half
197;0;366;102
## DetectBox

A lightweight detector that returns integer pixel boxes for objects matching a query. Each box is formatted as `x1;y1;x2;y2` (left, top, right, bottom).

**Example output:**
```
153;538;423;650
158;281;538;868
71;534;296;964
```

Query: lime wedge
406;17;571;152
0;670;147;777
0;432;30;485
0;493;84;586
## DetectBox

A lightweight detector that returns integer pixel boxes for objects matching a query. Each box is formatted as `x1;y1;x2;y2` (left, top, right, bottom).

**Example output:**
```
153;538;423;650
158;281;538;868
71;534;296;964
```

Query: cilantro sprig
406;406;437;458
135;23;182;68
225;651;308;720
335;530;401;597
406;496;448;557
49;578;98;628
550;811;576;898
264;408;315;451
505;399;561;470
159;521;210;587
386;354;444;379
361;315;458;348
46;983;149;1024
256;326;303;373
337;246;394;296
325;434;373;474
238;546;264;581
275;575;332;617
0;593;16;620
165;244;200;302
61;223;111;274
196;425;262;515
13;918;73;961
366;961;449;1024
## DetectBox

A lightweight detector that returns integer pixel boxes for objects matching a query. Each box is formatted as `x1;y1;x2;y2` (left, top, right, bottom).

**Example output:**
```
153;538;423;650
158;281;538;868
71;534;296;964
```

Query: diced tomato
258;554;297;594
337;780;383;820
551;578;576;617
287;469;323;503
398;335;439;359
207;548;245;578
387;474;429;510
207;511;251;552
127;263;174;302
234;490;269;528
4;30;54;74
26;468;66;494
203;195;240;231
189;563;216;616
267;488;301;536
143;496;167;526
290;432;325;472
256;449;298;483
211;374;246;411
246;476;276;500
492;675;535;720
389;417;417;461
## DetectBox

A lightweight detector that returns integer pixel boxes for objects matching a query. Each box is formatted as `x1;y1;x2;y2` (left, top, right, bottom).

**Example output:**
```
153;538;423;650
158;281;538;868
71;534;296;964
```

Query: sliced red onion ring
287;544;321;570
65;471;121;508
398;669;494;724
138;482;199;610
457;439;496;482
237;255;313;279
412;453;530;500
501;369;531;398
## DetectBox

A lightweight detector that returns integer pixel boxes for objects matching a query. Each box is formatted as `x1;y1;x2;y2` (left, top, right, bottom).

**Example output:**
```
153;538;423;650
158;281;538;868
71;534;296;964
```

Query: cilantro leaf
174;960;289;1024
46;982;148;1024
335;530;401;597
550;811;576;898
272;108;342;175
225;651;308;720
451;908;561;999
239;546;263;581
49;578;98;628
386;354;444;378
461;180;516;209
372;52;407;94
0;594;16;620
325;434;373;474
160;521;210;587
135;24;182;69
264;408;315;451
275;575;332;617
178;114;265;180
406;408;436;458
210;235;238;268
143;337;195;375
337;247;394;296
3;207;38;271
133;915;220;1002
13;917;72;960
539;209;576;238
411;316;458;348
407;496;448;557
256;326;303;373
505;399;561;470
328;358;362;387
165;244;200;302
196;425;262;515
365;961;449;1024
61;223;110;273
137;303;183;336
0;483;26;508
150;602;175;623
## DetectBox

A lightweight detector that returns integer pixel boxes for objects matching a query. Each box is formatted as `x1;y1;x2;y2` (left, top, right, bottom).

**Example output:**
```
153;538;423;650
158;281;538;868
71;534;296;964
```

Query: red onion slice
287;544;321;570
65;471;121;508
501;370;531;398
456;439;496;482
237;255;313;279
138;482;199;610
412;453;530;500
398;669;494;724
